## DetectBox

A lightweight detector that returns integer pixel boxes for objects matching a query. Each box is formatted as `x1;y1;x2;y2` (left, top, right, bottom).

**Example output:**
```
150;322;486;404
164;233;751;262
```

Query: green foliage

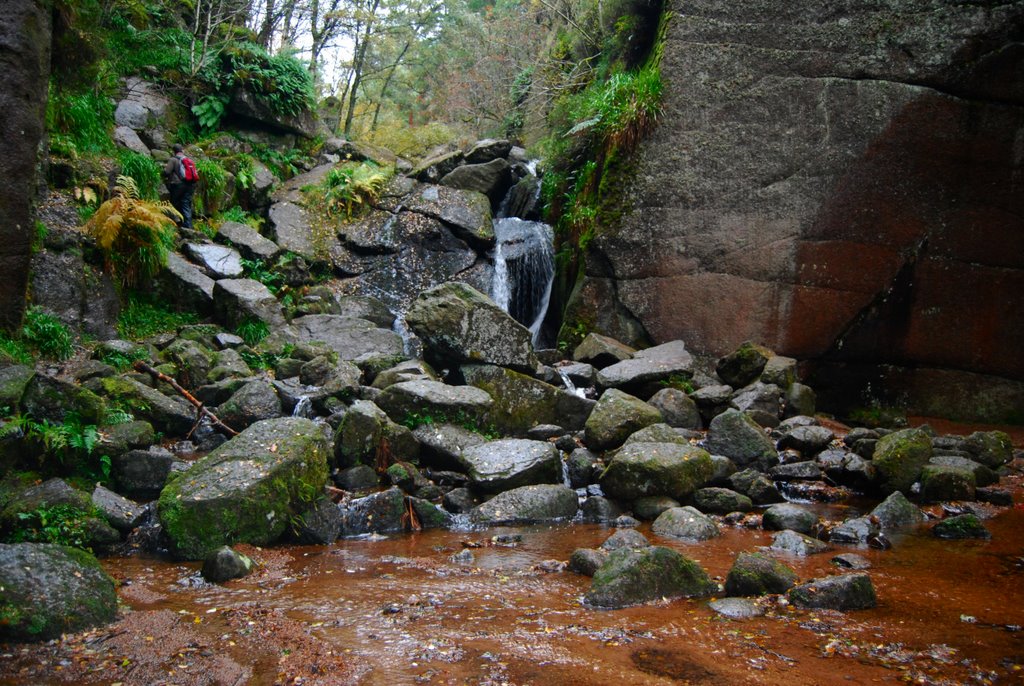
85;175;179;287
8;504;95;550
238;345;291;372
235;318;270;347
218;205;259;227
193;157;228;216
21;308;74;361
95;345;149;371
241;258;285;294
116;148;163;199
365;122;457;159
400;409;499;439
249;143;303;179
221;42;314;117
0;335;34;366
565;67;663;148
659;374;695;394
232;155;257;190
0;411;111;484
46;86;114;157
117;289;199;340
307;162;391;221
32;221;48;253
192;94;229;132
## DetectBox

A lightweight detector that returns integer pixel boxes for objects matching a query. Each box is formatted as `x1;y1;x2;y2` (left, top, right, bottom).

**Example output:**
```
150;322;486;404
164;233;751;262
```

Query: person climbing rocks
164;143;198;229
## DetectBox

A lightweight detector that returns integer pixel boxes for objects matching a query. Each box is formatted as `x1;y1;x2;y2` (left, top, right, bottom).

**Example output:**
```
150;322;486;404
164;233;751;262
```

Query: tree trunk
0;0;50;331
370;42;410;132
342;0;381;137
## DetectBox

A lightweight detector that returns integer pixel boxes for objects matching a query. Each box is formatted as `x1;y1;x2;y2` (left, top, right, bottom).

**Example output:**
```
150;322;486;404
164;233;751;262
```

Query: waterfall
292;395;314;418
556;367;587;399
491;218;554;347
491;161;555;348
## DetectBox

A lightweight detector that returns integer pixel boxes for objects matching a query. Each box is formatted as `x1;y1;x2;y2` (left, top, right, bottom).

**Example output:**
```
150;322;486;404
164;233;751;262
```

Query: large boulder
402;184;495;249
461;364;595;434
724;551;798;596
869;490;926;529
595;340;694;398
217;221;281;262
406;282;539;374
584;388;663;451
289;314;403;361
439;158;514;203
584;546;716;609
159;253;216;313
872;427;933;494
788;573;877;611
703;409;777;468
651;506;720;542
600;442;713;501
562;0;1024;424
213;278;286;329
96;376;195;435
716;342;774;388
457;438;560;493
29;250;120;340
0;543;117;641
21;373;105;424
267;201;321;261
469;484;578;524
376;379;493;426
228;86;317;138
157;417;330;558
184;242;244;278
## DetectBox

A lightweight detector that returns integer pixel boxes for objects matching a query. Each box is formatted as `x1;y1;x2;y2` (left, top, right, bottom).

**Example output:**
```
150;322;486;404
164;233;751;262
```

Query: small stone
708;597;766;619
932;514;991;540
831;553;871;570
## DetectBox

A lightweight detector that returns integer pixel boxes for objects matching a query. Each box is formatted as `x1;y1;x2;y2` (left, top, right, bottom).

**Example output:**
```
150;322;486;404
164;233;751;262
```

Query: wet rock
406;282;538;373
401;184;494;248
581;496;624;523
216;221;281;262
831;553;871;570
784;383;816;418
0;364;33;409
212;278;286;329
0;543;117;641
691;384;734;423
595;340;694;398
216;379;283;430
716;342;773;388
373;360;437;389
778;425;835;456
647;388;702;429
290;315;404;361
161;338;213;390
469;484;578;524
410;498;453;530
963;431;1014;468
976;487;1013;506
932;514;991;540
651;506;720;542
410;150;464;183
450;549;475;565
294;497;343;544
623;423;690;446
464;138;512;164
762;503;818;535
439;158;514;203
769;461;823;481
340;487;407;535
730;382;783;427
413;422;487;471
601;441;712;501
788;573;877;611
569;548;608;576
95;420;155;457
91;485;144;533
201;545;255;583
584;388;663;451
21;374;105;424
708;454;738;485
614;514;640;528
708;597;765;619
377;380;493;427
442;487;477;513
693;487;752;515
111;447;182;501
760;356;797;388
458;438;560;493
829;516;879;544
573;333;636;368
770;530;829;556
920;464;976;502
333;400;388;468
158;417;330;558
566;448;599;488
728;469;784;505
704;409;778;469
334;464;379;492
600;529;651;551
872;427;933;494
929;455;997;487
870;490;926;530
725;551;798;596
461;364;595;434
584;546;716;609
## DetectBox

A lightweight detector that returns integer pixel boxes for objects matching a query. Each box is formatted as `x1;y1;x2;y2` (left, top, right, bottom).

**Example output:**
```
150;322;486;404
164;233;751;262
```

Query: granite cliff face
0;0;50;330
569;0;1024;421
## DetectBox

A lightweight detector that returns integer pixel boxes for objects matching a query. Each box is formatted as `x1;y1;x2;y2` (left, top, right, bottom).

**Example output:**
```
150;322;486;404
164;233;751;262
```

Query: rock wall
0;0;50;331
572;0;1024;421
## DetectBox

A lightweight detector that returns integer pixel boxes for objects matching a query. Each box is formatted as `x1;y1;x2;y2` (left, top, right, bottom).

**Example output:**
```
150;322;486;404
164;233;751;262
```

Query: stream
2;472;1022;685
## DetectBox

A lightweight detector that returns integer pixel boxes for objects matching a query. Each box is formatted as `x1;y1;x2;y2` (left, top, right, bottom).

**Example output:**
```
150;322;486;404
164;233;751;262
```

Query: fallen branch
132;360;239;437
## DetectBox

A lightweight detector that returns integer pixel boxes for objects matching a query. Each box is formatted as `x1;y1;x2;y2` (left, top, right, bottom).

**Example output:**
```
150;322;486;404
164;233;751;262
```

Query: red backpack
180;156;199;183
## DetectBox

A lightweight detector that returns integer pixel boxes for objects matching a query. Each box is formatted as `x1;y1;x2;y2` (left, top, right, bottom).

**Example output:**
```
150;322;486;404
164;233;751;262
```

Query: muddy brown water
3;484;1023;686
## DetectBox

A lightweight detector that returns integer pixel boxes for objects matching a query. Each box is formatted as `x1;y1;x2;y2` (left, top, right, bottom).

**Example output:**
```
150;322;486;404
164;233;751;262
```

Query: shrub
85;175;180;287
194;157;228;216
117;289;199;340
307;162;391;221
21;308;74;361
365;122;458;159
116;148;163;199
8;504;95;550
0;335;34;366
235;318;269;347
46;86;114;157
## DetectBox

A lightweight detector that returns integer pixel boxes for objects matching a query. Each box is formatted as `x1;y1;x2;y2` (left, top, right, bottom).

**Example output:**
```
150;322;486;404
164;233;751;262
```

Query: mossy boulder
651;506;720;542
376;379;493;427
693;487;752;514
788;573;877;611
0;543;117;641
21;374;105;424
725;551;798;596
869;490;926;529
872;427;933;494
0;364;34;411
716;341;773;388
600;442;713;501
458;438;560;493
920;464;976;502
405;282;539;374
160;338;214;390
584;388;663;451
584;546;716;609
704;409;777;468
157;417;330;559
469;484;578;524
932;514;991;540
461;364;595;434
96;375;195;434
963;431;1013;468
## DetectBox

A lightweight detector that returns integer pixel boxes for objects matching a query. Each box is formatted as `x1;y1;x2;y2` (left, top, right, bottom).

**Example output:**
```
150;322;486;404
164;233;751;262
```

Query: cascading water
491;164;556;347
